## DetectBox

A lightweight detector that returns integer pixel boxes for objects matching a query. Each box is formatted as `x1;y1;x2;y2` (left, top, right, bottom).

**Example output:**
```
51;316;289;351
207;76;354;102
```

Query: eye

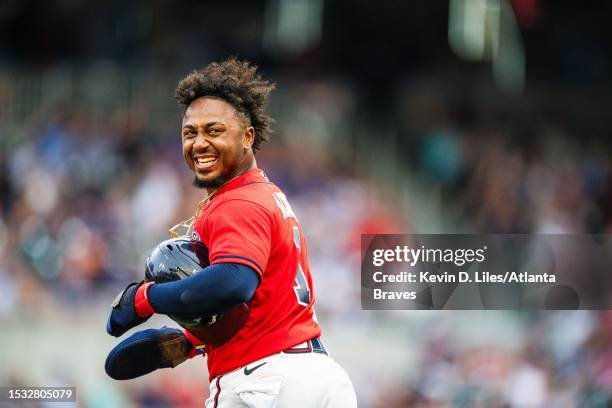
183;130;196;138
209;127;223;135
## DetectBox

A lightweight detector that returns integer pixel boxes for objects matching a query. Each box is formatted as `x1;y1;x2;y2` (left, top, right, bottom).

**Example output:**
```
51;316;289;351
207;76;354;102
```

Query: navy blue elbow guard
105;327;192;380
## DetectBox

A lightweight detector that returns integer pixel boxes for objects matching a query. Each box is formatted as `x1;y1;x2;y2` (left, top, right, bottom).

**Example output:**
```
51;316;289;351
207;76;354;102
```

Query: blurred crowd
395;74;612;235
0;61;611;407
0;1;611;406
372;310;612;408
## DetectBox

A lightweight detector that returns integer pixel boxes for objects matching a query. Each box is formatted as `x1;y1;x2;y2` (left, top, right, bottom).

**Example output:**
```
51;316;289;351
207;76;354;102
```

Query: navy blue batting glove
105;327;193;380
106;281;155;337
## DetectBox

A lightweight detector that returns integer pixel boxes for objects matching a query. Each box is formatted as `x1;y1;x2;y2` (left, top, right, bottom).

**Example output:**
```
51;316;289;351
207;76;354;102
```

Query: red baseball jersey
192;168;321;379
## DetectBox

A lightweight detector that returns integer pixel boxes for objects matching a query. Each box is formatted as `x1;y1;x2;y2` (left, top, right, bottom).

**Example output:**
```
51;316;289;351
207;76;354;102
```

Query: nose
193;133;210;151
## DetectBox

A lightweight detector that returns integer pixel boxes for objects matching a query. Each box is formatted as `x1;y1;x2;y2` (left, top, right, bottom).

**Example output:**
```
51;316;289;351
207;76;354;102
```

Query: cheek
222;144;243;164
182;143;194;167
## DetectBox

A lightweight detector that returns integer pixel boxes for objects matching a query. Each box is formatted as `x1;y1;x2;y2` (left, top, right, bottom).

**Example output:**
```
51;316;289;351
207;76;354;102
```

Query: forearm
143;262;259;316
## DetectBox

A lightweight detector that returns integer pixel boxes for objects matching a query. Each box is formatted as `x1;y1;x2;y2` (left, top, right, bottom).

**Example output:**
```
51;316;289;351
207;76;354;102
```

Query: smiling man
105;58;357;407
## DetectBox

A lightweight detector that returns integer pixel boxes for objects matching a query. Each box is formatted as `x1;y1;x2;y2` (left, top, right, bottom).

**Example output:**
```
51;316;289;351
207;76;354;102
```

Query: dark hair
175;57;275;151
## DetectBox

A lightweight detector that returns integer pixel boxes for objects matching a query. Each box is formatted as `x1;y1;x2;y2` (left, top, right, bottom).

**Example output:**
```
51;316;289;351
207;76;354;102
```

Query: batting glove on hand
106;281;155;337
105;327;196;380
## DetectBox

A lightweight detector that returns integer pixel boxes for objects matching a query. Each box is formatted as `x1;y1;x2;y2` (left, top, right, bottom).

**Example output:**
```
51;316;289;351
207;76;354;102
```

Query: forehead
182;97;242;126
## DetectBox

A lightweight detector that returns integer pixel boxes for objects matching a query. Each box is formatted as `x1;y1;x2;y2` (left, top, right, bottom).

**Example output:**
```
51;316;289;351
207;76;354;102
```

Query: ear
243;126;255;151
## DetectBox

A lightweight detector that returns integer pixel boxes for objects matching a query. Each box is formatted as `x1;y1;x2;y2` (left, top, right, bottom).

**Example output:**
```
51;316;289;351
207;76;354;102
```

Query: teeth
196;157;216;164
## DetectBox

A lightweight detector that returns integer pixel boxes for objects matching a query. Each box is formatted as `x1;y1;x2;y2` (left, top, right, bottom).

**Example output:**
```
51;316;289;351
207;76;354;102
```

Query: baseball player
105;58;357;407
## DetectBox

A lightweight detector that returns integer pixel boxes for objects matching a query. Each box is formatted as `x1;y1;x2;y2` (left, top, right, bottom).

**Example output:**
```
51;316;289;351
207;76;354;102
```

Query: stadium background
0;0;611;406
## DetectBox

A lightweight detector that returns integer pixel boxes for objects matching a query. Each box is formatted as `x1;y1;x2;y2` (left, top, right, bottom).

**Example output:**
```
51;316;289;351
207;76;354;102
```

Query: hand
105;327;195;380
106;281;155;337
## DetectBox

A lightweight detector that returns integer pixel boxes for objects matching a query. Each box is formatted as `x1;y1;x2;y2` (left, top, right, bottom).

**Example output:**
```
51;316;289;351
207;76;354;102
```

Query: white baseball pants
205;345;357;407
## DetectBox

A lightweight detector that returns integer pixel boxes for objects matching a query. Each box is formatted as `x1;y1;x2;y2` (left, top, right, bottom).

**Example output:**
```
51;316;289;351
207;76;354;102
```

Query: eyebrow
182;121;225;130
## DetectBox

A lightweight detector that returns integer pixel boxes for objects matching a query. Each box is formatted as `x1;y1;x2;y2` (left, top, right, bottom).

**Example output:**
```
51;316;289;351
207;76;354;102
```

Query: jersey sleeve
205;199;273;277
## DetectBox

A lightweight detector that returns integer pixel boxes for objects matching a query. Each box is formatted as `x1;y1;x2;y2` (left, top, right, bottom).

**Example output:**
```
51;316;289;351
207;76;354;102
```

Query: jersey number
292;226;310;306
294;264;311;306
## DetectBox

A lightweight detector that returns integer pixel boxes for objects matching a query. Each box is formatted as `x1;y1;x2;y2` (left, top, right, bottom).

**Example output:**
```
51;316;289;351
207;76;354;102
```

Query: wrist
182;328;206;358
134;281;155;317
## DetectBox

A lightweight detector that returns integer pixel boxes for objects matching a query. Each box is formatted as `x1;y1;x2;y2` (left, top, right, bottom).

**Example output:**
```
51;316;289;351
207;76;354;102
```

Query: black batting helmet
145;238;209;283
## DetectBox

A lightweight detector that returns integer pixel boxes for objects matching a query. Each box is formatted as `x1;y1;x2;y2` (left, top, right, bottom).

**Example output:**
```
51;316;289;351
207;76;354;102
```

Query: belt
283;337;328;356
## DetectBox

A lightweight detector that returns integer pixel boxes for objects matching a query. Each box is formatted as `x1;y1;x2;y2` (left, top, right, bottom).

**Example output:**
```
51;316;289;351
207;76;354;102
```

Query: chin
192;174;225;189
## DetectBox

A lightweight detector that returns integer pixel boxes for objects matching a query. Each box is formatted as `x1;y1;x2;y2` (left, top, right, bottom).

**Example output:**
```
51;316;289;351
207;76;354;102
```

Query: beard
192;175;226;189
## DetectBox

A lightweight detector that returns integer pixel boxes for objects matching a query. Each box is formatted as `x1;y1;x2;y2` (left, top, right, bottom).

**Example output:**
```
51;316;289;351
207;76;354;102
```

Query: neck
205;158;257;196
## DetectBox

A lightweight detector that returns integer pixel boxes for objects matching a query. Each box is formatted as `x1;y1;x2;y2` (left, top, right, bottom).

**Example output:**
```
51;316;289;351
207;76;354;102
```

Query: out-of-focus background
0;0;611;406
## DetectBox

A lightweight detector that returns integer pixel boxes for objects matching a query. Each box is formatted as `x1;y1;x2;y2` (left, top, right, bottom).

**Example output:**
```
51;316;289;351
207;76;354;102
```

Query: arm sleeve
205;199;273;277
147;262;260;316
